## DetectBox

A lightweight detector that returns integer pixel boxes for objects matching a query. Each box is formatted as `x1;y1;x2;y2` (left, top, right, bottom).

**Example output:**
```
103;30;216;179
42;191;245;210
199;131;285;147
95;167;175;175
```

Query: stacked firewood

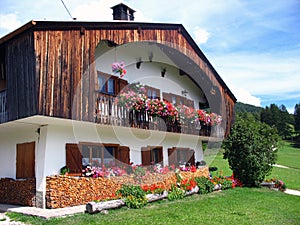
46;176;121;209
0;178;36;206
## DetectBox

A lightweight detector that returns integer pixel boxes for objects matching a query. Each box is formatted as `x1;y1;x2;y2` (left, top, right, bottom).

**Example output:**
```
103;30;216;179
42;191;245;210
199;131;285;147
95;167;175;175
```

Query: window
168;147;195;166
107;79;115;94
81;143;117;167
163;92;194;108
97;71;128;96
66;143;130;174
141;146;163;166
98;74;116;95
144;85;160;99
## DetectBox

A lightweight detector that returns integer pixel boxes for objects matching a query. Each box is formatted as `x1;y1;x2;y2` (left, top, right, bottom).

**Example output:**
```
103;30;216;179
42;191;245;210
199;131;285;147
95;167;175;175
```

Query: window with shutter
97;71;128;96
167;147;195;166
141;146;163;166
144;85;160;99
162;92;194;108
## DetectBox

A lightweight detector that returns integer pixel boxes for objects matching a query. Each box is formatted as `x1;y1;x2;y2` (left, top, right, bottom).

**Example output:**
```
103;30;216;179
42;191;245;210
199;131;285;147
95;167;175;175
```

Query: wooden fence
94;93;214;136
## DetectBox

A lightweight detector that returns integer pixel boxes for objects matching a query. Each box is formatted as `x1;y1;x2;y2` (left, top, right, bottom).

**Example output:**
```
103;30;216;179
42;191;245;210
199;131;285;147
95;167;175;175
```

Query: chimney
111;3;135;21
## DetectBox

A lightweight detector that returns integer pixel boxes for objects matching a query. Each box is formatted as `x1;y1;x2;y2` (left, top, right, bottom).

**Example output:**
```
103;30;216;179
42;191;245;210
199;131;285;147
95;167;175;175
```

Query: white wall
0;123;38;178
0;119;205;201
94;42;206;108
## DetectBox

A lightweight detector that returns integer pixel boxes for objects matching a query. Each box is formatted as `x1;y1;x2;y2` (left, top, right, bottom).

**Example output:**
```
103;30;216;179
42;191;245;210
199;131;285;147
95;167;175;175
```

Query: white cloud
193;27;210;45
232;87;261;106
72;0;152;22
0;13;22;31
72;0;119;21
210;51;300;98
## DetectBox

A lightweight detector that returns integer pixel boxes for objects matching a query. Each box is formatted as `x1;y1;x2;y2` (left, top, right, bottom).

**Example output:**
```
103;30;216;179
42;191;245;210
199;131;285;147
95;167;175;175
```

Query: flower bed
46;167;209;209
86;170;242;214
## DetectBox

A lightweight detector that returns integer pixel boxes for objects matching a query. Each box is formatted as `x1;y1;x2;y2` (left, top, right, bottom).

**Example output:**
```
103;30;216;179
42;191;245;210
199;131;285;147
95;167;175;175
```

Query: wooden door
16;142;35;179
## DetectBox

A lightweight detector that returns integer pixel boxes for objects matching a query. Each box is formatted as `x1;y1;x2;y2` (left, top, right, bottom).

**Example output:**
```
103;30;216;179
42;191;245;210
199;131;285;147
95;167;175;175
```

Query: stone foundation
46;167;209;209
0;178;36;206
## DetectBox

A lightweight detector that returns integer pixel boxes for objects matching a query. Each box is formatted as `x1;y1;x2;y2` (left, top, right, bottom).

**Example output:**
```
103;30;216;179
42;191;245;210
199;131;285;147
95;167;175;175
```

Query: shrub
167;185;185;201
223;116;280;187
194;176;214;194
116;185;147;208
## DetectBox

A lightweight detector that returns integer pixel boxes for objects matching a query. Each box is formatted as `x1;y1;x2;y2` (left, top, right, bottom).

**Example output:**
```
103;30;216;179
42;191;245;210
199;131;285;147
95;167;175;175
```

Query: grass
205;141;300;190
276;141;300;169
7;188;300;225
6;141;300;225
205;148;232;176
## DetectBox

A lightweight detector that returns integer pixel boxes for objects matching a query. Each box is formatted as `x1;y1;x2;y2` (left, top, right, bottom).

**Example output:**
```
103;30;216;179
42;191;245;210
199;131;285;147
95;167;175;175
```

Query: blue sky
1;0;299;113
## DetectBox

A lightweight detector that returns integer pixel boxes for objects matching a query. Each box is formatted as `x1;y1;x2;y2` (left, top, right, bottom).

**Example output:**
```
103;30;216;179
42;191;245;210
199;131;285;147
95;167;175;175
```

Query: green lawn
276;141;300;169
6;141;300;225
205;141;300;190
7;188;300;225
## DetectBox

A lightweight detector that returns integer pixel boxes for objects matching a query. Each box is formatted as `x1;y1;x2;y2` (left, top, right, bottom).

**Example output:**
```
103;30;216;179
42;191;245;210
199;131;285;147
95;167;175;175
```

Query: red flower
190;165;197;172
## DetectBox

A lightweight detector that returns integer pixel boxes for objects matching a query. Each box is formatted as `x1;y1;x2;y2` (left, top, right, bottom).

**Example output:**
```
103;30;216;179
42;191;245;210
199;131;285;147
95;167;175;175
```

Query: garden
5;113;300;224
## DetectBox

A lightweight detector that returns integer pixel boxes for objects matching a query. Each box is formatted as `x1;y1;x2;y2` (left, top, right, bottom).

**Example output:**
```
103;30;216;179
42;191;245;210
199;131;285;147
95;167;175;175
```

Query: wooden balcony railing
94;93;216;137
0;91;8;123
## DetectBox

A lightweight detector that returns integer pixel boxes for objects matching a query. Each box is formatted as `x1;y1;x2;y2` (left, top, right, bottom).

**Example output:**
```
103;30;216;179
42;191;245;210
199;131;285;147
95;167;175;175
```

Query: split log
86;199;125;214
146;191;168;203
185;186;199;196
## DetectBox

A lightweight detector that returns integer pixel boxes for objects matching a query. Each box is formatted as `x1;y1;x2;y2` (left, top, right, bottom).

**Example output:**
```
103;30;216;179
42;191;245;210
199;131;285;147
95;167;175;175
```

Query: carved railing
0;91;8;123
94;93;214;137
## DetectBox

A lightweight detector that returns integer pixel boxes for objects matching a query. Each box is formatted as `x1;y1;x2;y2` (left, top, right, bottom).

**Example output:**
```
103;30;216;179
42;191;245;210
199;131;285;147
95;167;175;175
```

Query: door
16;142;35;179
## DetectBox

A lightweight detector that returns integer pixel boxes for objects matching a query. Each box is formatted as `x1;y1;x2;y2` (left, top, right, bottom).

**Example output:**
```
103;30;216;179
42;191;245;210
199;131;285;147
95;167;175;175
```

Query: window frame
162;92;194;108
97;72;119;96
144;85;160;100
79;142;119;167
168;147;195;166
141;146;163;166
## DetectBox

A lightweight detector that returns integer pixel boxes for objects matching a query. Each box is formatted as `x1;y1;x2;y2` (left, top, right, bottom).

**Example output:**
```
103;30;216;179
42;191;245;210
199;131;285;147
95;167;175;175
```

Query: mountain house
0;3;236;208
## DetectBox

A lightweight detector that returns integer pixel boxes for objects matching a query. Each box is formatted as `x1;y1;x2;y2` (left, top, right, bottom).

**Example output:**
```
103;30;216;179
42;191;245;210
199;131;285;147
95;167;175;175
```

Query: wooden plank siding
5;31;37;121
1;21;235;135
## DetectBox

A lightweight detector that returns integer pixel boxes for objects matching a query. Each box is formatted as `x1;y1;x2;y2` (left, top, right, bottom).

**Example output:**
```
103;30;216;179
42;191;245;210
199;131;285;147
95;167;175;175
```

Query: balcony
0;90;7;123
94;93;221;137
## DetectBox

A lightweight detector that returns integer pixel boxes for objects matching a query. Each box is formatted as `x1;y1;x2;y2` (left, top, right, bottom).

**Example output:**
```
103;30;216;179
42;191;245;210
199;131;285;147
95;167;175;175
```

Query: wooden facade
0;20;236;136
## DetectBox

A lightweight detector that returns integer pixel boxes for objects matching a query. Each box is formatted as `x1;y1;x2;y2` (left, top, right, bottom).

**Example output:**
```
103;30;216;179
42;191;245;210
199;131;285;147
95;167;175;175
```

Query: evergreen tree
261;104;293;139
295;103;300;132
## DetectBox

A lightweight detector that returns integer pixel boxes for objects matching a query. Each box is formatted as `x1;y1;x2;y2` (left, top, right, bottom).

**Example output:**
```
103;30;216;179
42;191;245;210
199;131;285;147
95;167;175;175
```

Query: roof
0;20;236;102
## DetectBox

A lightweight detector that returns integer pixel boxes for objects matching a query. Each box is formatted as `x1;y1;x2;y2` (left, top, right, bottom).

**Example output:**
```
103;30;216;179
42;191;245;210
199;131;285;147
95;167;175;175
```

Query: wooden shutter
117;78;128;95
66;143;82;173
156;147;163;164
117;146;130;165
187;149;195;165
141;147;151;166
16;142;35;179
168;147;177;166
